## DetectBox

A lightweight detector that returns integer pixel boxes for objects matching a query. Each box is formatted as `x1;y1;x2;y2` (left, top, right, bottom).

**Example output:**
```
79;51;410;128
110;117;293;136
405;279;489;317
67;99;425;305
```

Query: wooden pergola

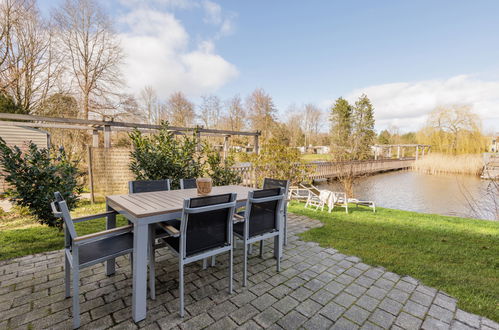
0;113;261;155
373;144;431;160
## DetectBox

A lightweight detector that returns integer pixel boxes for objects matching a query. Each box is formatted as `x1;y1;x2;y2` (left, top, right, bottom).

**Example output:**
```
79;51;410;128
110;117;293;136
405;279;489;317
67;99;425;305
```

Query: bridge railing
232;158;415;186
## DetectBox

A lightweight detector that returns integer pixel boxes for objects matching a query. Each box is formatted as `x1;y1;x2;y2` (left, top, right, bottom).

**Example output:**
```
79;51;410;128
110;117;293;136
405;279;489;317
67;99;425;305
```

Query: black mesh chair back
180;178;197;189
263;178;289;192
247;188;282;237
129;179;170;193
183;193;234;257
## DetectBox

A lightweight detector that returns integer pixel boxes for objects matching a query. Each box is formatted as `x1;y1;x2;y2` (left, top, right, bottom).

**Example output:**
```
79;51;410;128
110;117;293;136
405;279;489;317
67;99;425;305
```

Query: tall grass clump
413;153;483;175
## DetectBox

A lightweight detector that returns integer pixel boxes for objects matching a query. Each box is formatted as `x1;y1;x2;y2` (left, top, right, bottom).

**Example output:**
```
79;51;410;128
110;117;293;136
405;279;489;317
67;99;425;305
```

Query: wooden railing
232;158;415;186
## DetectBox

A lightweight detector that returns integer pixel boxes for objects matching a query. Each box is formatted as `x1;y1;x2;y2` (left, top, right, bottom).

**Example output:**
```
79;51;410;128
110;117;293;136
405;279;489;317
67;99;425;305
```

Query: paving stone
402;299;428;318
253;307;283;328
272;295;299;314
302;313;334;330
378;297;403;315
355;295;380;312
325;281;345;294
455;309;480;328
295;299;322;318
208;299;237;320
369;309;396;329
345;283;368;297
360;322;384;330
334;292;357;308
206;316;238;330
394;311;423;329
230;291;257;307
344;305;370;325
331;317;360;330
451;320;476;330
434;293;457;311
179;313;214;329
230;303;259;325
276;310;308;330
319;301;346;322
428;304;455;323
250;293;277;312
410;291;434;307
422;317;450;330
310;289;335;305
268;284;292;299
289;286;313;302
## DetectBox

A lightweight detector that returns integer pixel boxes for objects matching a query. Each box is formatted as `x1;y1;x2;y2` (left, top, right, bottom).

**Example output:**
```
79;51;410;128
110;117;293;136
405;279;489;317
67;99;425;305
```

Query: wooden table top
106;185;255;218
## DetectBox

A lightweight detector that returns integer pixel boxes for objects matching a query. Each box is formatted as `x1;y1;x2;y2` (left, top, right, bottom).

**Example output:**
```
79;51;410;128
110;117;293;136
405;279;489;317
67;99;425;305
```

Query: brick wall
89;147;134;196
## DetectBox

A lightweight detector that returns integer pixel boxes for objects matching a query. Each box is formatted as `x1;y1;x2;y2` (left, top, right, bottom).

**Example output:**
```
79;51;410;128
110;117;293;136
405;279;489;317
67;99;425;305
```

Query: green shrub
129;124;242;188
205;148;242;186
0;138;83;228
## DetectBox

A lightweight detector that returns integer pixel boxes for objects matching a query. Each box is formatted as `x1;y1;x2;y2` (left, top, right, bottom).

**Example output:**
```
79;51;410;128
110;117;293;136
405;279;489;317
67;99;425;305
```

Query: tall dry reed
413;153;483;176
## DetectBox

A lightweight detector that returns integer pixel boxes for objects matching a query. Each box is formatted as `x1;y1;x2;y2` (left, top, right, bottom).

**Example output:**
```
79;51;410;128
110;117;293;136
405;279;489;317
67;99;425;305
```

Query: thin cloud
340;75;499;133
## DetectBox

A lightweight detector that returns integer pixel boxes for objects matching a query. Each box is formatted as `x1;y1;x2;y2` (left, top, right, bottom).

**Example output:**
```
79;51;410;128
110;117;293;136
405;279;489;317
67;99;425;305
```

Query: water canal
319;170;498;220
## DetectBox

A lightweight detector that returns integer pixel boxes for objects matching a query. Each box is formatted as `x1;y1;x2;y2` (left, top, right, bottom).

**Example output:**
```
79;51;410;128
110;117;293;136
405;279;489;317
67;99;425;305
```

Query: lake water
318;170;498;220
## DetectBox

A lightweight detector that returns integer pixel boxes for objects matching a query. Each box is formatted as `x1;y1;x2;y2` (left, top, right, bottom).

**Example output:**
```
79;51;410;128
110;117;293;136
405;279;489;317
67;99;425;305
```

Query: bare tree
165;91;195;127
0;0;62;113
139;85;160;124
52;0;123;119
199;94;221;128
303;103;322;146
219;94;246;131
246;88;277;139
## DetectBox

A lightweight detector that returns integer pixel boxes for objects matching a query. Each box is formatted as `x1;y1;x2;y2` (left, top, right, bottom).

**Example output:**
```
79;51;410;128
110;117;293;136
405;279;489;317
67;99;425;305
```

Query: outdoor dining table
105;185;256;323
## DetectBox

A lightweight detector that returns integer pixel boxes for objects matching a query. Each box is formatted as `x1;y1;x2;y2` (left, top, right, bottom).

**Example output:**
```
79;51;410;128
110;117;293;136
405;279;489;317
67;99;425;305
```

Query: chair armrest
72;210;117;223
158;222;180;237
233;213;245;223
74;224;132;243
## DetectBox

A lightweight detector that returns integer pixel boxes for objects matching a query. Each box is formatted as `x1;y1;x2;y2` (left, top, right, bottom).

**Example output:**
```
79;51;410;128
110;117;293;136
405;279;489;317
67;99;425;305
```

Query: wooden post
87;146;95;204
104;125;111;148
422;146;426;157
388;147;392;159
195;129;201;152
415;145;419;160
254;133;260;154
374;146;378;160
397;145;401;159
92;129;99;147
223;135;230;160
402;147;405;158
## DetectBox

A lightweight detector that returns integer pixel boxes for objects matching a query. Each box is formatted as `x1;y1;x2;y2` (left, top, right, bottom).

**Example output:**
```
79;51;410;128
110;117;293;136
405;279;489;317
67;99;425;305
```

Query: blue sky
39;0;499;132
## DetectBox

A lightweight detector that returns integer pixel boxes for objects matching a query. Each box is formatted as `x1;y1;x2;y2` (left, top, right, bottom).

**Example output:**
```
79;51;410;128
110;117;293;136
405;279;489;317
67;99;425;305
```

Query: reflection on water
318;170;498;220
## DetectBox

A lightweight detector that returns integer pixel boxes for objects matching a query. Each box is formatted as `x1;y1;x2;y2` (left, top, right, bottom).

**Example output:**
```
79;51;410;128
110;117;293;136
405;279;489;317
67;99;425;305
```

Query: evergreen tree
378;129;391;144
352;94;376;159
329;97;352;149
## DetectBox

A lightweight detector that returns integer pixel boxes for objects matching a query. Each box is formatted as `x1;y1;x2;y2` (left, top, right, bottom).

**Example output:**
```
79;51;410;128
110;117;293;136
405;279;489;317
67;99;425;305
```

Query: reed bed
413;153;483;175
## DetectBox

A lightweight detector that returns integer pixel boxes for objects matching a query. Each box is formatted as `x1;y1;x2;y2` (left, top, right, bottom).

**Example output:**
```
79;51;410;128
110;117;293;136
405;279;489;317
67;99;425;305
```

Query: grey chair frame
161;193;237;317
51;193;153;329
179;178;197;189
234;188;285;287
263;178;290;246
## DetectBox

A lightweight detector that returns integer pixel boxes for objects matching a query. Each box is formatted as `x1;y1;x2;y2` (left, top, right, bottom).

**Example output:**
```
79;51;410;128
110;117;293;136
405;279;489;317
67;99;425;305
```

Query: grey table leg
106;204;116;276
132;222;149;322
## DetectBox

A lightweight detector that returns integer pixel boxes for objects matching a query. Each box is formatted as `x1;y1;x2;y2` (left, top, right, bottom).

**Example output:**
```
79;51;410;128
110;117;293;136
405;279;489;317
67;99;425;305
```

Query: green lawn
0;200;128;261
300;153;333;162
288;202;499;322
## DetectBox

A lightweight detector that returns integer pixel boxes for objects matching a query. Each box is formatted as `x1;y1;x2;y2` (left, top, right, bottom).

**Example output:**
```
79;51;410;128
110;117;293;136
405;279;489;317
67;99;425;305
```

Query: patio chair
262;178;290;246
233;188;285;286
129;179;171;193
326;191;349;213
160;193;237;317
128;179;174;299
51;192;154;329
303;184;331;212
179;178;197;189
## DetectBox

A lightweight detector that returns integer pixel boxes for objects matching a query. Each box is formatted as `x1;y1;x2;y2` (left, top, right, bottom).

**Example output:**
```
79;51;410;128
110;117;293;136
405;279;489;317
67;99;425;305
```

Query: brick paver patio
0;214;498;329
